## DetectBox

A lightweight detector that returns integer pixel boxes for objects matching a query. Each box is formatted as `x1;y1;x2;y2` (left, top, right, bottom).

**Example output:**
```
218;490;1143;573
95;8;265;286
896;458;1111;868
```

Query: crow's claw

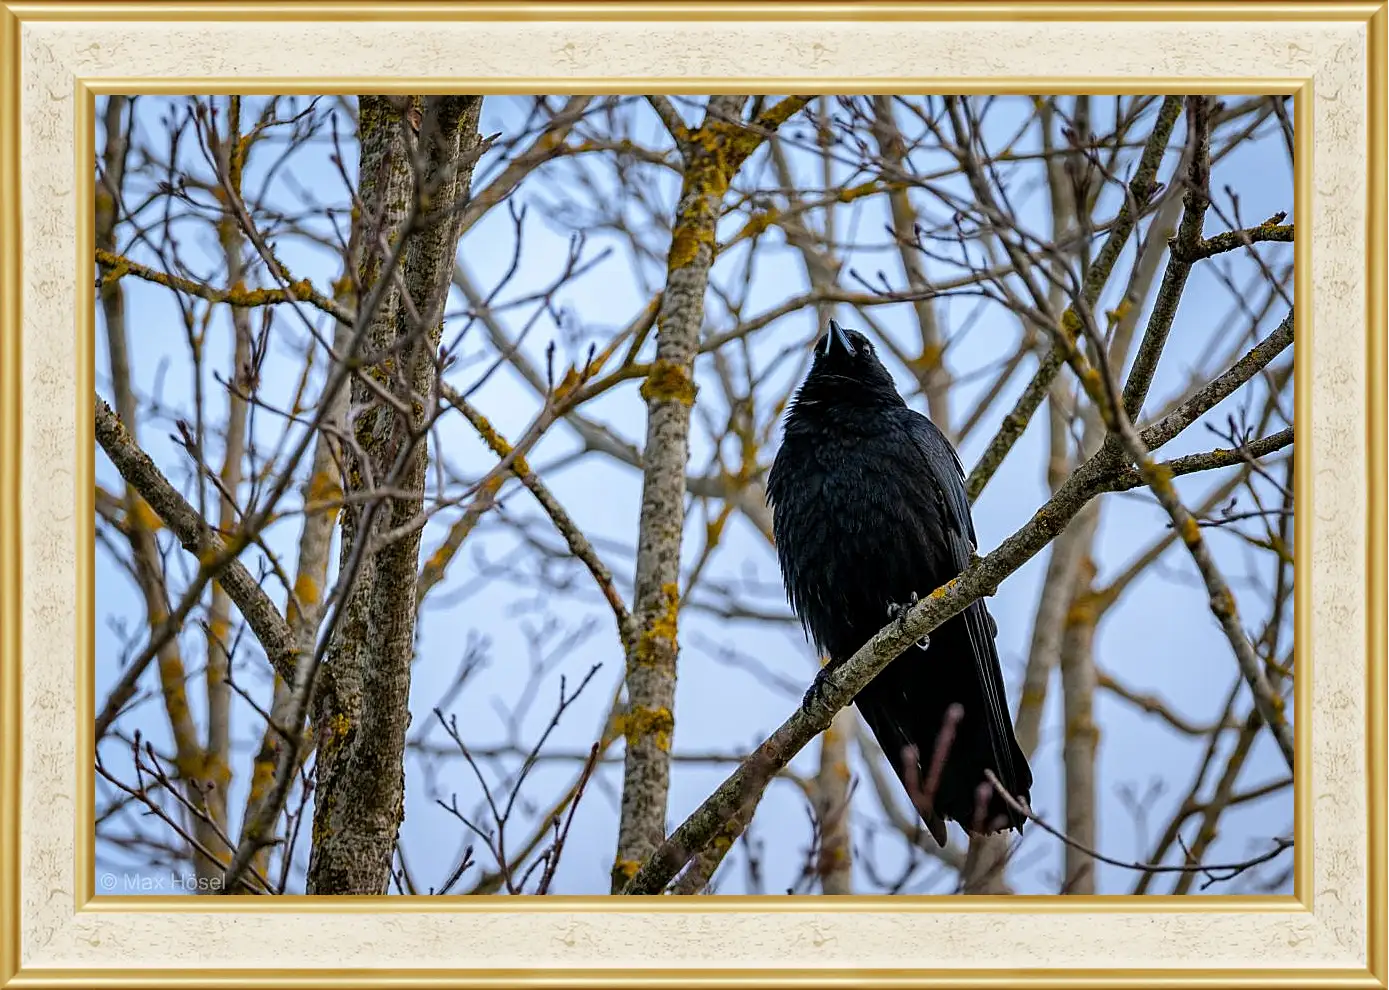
801;666;834;713
887;590;920;629
887;591;930;647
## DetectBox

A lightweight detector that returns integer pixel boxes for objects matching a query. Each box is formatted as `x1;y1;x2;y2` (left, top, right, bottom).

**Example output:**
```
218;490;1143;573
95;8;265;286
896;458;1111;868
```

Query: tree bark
306;96;483;895
814;707;855;894
611;96;811;890
1059;554;1100;893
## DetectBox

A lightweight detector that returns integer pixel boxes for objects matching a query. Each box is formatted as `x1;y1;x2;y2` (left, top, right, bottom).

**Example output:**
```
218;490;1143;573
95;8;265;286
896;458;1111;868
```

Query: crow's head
798;319;903;408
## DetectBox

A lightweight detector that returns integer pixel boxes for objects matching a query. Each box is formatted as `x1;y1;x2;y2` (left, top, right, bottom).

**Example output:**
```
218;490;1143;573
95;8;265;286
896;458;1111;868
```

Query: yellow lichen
466;410;510;458
734;211;777;242
207;614;230;649
305;469;343;508
615;705;675;752
294;572;320;608
1060;308;1082;341
639;360;698;406
96;248;132;284
422;543;453;579
908;342;944;374
550;365;585;402
1065;715;1100;742
129;497;164;533
198;751;233;789
612;858;642;881
247;744;276;803
1064;596;1099;627
838;179;885;204
1210;589;1238;621
1146;462;1175;493
704;511;729;548
667;224;712;271
633;583;680;668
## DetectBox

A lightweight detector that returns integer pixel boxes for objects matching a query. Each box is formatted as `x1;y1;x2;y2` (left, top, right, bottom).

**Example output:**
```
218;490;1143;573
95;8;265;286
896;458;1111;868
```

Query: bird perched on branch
766;319;1032;847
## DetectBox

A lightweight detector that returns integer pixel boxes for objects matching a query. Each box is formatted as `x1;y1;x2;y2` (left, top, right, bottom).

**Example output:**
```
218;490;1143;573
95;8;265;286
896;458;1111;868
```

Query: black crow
766;319;1032;847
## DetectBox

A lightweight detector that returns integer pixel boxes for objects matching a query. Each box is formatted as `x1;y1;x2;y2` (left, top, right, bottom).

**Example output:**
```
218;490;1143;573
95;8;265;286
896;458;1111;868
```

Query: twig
535;743;602;894
983;770;1291;886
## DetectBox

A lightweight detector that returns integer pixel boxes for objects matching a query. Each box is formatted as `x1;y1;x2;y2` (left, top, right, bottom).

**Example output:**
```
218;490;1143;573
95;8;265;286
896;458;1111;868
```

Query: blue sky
95;94;1295;896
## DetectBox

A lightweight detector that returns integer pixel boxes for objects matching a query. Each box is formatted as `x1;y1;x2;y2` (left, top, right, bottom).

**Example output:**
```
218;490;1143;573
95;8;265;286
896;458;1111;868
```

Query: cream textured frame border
0;3;1383;987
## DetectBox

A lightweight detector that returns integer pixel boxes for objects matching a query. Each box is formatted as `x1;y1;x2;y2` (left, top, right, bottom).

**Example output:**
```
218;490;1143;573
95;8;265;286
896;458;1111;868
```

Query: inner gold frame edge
0;1;1379;987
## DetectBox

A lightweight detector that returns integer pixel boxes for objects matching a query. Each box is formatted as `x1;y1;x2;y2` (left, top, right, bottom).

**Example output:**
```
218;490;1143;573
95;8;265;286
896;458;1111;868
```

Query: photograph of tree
92;93;1295;897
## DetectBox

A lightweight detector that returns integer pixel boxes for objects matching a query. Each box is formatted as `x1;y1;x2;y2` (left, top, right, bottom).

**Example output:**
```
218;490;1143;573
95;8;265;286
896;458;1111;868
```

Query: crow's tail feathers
854;612;1033;848
859;692;1029;849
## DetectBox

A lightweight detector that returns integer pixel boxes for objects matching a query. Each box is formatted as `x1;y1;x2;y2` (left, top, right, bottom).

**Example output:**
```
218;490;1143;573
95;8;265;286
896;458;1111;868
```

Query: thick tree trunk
609;135;721;890
306;96;483;895
611;96;811;891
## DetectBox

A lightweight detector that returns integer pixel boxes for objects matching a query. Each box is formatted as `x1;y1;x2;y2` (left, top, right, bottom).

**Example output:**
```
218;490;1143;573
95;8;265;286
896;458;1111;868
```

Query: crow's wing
900;410;1028;808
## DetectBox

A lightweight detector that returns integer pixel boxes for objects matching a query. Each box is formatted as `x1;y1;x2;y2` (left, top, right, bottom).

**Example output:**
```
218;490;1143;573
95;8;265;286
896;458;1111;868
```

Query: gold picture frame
1;2;1383;986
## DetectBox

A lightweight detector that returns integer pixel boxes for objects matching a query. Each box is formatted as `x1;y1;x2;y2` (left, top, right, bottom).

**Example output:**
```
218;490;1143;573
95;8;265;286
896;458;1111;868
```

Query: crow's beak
822;318;851;357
